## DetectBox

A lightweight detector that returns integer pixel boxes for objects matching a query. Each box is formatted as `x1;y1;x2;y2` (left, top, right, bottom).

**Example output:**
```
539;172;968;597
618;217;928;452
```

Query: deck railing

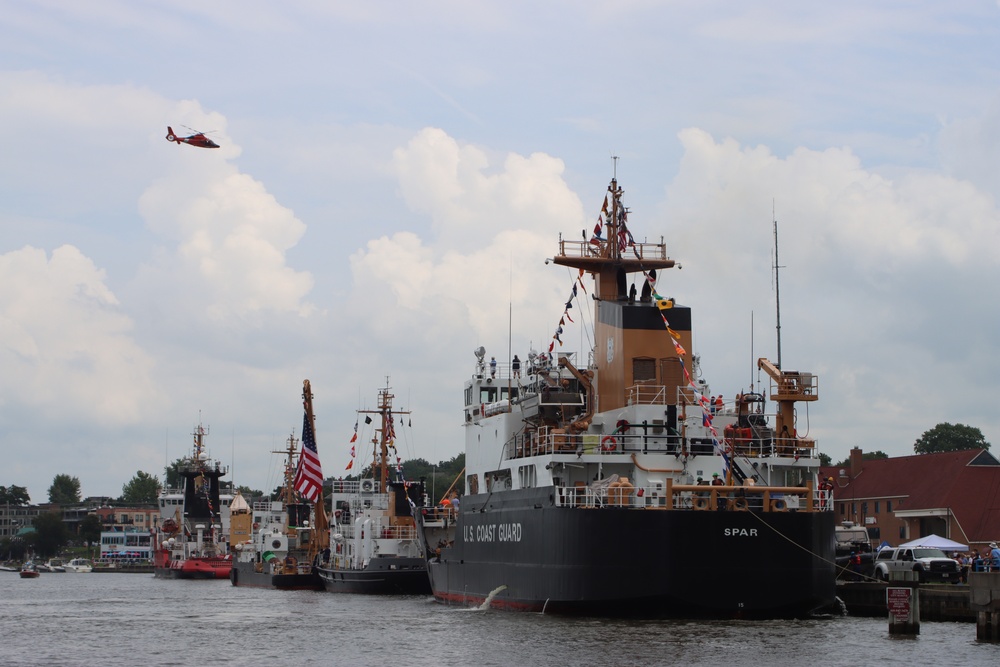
554;481;829;512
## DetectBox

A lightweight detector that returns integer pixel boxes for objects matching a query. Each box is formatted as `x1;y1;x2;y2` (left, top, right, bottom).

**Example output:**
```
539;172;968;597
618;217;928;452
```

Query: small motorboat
63;558;93;573
19;562;40;578
40;558;66;573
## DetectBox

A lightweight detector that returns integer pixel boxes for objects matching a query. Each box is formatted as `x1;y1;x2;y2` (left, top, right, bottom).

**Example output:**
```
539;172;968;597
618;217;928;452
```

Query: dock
837;581;974;621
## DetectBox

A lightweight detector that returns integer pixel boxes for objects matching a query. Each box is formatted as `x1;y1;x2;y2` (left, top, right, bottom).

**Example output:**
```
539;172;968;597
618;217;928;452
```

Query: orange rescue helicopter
165;126;220;149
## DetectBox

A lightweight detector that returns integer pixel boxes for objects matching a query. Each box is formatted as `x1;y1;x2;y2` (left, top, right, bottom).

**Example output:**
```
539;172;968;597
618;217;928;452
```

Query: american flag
294;411;324;503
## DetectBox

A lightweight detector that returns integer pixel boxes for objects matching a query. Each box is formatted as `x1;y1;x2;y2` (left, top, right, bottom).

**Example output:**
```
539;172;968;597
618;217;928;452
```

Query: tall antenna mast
772;202;783;369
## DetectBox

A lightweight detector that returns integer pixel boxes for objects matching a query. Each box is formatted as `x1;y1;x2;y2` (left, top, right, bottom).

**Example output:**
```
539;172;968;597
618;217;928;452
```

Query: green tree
78;513;103;546
48;474;82;504
817;452;832;467
1;536;27;561
120;471;161;504
0;484;31;505
914;422;990;454
833;451;889;468
164;458;187;489
32;511;70;558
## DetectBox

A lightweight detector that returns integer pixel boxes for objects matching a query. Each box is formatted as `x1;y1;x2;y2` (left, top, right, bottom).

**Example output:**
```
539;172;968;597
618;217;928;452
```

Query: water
1;573;997;666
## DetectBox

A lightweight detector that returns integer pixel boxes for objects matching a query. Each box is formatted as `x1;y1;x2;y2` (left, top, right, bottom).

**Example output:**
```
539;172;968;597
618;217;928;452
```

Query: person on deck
512;355;521;378
490;357;497;378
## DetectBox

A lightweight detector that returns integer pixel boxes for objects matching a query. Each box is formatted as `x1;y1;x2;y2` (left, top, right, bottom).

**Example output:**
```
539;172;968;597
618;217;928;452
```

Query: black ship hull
317;558;431;595
230;561;324;591
420;489;836;618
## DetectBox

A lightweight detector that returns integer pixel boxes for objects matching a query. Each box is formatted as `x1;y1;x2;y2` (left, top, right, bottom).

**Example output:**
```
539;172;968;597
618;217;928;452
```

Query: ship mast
772;208;783;369
359;380;410;490
274;433;298;508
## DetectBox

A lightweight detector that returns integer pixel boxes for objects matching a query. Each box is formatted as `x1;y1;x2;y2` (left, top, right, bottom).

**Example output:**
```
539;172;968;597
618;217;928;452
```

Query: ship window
518;465;536;489
632;357;656;383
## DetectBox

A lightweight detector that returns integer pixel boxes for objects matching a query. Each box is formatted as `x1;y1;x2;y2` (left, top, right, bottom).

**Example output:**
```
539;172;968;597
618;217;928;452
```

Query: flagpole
301;380;329;564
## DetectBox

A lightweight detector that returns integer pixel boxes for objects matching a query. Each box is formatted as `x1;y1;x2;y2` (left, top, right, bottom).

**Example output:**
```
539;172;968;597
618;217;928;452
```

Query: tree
78;513;103;547
833;451;889;468
48;474;81;504
0;484;30;505
164;457;190;489
32;511;70;558
120;471;161;505
1;537;27;561
817;452;832;467
914;422;990;454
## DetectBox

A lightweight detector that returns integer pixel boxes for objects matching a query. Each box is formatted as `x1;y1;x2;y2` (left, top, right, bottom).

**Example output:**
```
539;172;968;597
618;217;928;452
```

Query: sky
2;1;999;503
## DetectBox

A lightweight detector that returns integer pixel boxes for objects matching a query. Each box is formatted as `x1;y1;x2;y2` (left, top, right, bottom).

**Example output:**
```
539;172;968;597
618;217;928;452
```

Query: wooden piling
969;572;1000;642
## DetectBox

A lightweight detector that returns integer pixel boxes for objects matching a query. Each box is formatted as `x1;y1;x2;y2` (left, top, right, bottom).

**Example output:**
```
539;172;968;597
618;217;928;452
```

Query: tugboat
230;384;327;591
416;171;836;617
152;423;232;580
316;381;430;595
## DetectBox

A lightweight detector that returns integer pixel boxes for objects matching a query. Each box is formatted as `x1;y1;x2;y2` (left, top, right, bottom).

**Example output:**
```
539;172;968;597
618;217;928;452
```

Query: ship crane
756;357;819;453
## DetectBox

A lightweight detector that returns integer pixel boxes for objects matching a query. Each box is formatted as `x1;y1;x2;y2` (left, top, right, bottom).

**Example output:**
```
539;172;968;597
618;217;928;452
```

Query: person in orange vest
819;476;835;509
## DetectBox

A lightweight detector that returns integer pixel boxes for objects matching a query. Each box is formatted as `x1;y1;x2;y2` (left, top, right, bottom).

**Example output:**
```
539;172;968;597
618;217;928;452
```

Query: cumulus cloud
661;128;1000;457
347;129;590;356
0;245;161;426
137;167;314;323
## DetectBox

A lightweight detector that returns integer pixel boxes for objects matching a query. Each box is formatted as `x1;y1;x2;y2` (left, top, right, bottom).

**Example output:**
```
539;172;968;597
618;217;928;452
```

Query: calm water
1;573;997;666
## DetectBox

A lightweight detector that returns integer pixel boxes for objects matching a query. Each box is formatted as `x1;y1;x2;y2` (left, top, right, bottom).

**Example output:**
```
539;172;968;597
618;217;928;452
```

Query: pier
837;581;973;621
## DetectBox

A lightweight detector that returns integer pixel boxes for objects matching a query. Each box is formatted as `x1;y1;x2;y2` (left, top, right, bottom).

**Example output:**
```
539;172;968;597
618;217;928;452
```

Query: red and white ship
152;423;232;580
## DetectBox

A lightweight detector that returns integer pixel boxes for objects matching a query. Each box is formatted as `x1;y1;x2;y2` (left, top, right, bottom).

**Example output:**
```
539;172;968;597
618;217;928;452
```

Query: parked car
835;521;874;580
873;547;961;583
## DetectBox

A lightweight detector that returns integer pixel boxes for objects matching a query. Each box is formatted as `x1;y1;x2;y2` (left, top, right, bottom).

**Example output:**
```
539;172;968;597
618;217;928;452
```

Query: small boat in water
230;380;327;591
416;171;836;617
317;381;429;595
39;558;66;573
63;558;93;573
19;562;40;578
152;422;232;580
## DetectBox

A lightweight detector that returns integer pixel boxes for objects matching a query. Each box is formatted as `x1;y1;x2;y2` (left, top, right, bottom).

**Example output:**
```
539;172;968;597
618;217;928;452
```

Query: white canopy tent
898;534;968;551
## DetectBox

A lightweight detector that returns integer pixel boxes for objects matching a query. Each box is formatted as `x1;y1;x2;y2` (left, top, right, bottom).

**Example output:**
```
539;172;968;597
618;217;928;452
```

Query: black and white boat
317;383;430;595
416;173;836;617
230;382;327;591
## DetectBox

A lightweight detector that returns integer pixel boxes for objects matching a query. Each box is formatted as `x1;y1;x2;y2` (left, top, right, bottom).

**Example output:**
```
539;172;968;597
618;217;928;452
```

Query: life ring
731;498;749;511
770;498;788;512
693;496;711;511
601;435;618;451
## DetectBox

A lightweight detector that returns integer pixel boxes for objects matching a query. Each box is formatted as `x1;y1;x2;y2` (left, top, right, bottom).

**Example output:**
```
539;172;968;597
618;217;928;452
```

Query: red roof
821;449;1000;544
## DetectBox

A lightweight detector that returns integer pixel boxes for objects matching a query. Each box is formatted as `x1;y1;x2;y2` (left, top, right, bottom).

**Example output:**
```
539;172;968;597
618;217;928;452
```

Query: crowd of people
952;542;1000;581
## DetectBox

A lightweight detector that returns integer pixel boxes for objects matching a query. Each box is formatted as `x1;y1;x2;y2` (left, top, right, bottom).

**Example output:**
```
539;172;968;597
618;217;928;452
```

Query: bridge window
632;357;656;383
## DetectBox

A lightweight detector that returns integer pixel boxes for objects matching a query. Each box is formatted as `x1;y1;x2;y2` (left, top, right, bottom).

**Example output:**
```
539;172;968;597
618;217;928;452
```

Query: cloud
0;244;161;426
137;168;314;324
661;128;1000;457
